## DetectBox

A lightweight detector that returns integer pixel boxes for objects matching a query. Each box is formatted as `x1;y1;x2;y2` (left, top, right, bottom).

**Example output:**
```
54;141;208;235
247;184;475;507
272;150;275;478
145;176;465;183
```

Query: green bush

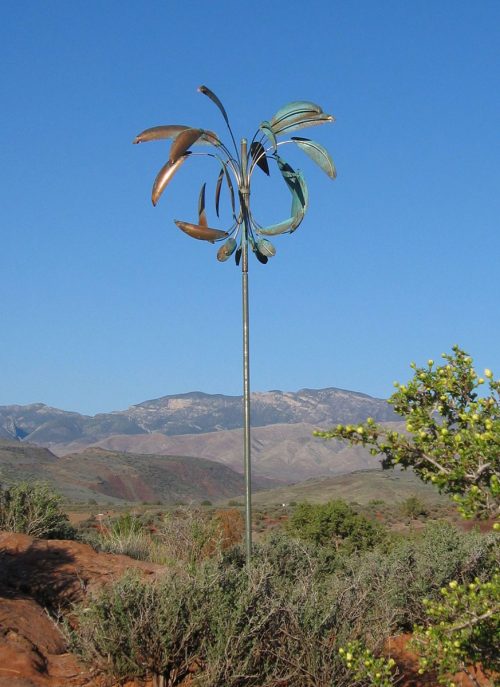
83;512;159;561
69;519;497;687
287;499;385;553
401;495;428;519
0;481;74;539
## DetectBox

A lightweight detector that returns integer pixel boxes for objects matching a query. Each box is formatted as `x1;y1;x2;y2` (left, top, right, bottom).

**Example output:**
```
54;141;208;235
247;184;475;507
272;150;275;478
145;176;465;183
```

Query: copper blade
175;220;228;243
151;155;188;206
133;125;190;144
169;128;203;163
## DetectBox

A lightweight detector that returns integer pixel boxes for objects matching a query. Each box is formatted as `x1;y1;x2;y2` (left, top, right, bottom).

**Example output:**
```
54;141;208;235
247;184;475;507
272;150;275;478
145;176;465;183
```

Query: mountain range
0;387;401;501
0;387;396;446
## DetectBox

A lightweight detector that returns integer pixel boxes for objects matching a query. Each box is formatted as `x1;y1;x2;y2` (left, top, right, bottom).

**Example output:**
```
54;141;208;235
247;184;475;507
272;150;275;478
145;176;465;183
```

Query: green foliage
413;574;500;686
287;499;385;552
0;481;74;539
69;569;208;682
86;512;158;561
316;347;500;521
70;519;495;686
401;495;428;519
339;642;397;687
317;347;500;686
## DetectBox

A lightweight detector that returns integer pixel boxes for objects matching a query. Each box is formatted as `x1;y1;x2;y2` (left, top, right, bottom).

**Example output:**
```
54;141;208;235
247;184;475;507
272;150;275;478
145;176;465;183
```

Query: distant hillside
68;422;403;483
250;469;450;507
0;440;278;504
0;387;397;448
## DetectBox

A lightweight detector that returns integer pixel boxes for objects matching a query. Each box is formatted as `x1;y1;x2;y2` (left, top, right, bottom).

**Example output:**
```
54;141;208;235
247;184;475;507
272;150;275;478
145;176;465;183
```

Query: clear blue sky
1;1;499;416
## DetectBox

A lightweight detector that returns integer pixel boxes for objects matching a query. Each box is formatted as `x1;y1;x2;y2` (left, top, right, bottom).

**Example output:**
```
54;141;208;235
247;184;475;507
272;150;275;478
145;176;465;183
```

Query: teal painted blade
269;101;323;128
290;170;309;225
256;217;299;236
257;156;307;235
259;121;277;152
257;238;276;257
250;235;269;264
216;237;237;262
291;137;336;179
274;113;334;135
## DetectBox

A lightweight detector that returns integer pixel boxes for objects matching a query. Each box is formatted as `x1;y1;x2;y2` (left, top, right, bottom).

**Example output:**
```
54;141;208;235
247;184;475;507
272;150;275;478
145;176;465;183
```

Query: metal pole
240;138;252;563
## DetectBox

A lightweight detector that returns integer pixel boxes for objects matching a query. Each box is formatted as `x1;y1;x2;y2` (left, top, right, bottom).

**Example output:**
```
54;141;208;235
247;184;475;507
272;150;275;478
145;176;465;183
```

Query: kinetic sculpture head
133;85;336;265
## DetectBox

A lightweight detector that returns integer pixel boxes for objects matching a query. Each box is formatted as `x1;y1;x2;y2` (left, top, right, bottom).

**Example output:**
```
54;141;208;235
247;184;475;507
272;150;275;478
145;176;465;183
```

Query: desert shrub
69;568;209;683
213;508;244;549
84;512;160;561
328;520;498;640
0;481;74;539
287;499;385;553
72;524;495;687
71;548;361;687
156;506;224;568
400;495;428;519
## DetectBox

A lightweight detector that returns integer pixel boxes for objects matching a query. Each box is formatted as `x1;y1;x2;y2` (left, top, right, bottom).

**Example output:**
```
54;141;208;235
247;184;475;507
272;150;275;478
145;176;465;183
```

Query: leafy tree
316;346;499;522
317;347;499;685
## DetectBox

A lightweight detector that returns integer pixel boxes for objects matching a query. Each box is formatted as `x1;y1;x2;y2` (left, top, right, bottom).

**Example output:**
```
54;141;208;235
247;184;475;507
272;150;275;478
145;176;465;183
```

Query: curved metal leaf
151;154;190;206
257;238;276;257
270;101;323;127
133;125;190;144
290;170;309;224
213;157;236;217
250;142;270;176
256;217;300;236
214;168;224;217
235;247;242;266
198;85;230;128
169;128;203;163
198;182;207;226
175;220;228;244
274;113;334;135
200;129;221;146
291;137;336;179
217;237;237;262
257;156;307;236
259;121;277;152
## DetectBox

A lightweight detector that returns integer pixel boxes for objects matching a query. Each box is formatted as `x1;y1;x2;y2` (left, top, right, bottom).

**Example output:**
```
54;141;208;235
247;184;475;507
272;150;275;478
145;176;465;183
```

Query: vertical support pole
240;138;252;564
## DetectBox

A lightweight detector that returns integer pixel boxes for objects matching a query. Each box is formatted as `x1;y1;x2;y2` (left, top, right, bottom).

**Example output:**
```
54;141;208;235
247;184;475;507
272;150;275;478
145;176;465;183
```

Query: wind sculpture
134;85;336;562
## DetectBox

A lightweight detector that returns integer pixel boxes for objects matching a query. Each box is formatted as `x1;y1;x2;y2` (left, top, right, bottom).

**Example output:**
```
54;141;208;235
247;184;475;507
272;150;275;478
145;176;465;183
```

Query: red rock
0;532;162;686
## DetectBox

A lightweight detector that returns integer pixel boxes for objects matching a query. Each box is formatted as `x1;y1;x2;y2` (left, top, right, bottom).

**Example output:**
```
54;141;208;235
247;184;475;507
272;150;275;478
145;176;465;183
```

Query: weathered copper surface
134;89;335;257
151;155;189;206
174;220;228;243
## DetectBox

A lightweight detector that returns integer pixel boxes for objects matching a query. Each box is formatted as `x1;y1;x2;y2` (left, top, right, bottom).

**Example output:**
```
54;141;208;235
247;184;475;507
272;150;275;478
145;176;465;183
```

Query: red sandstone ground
0;532;161;687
